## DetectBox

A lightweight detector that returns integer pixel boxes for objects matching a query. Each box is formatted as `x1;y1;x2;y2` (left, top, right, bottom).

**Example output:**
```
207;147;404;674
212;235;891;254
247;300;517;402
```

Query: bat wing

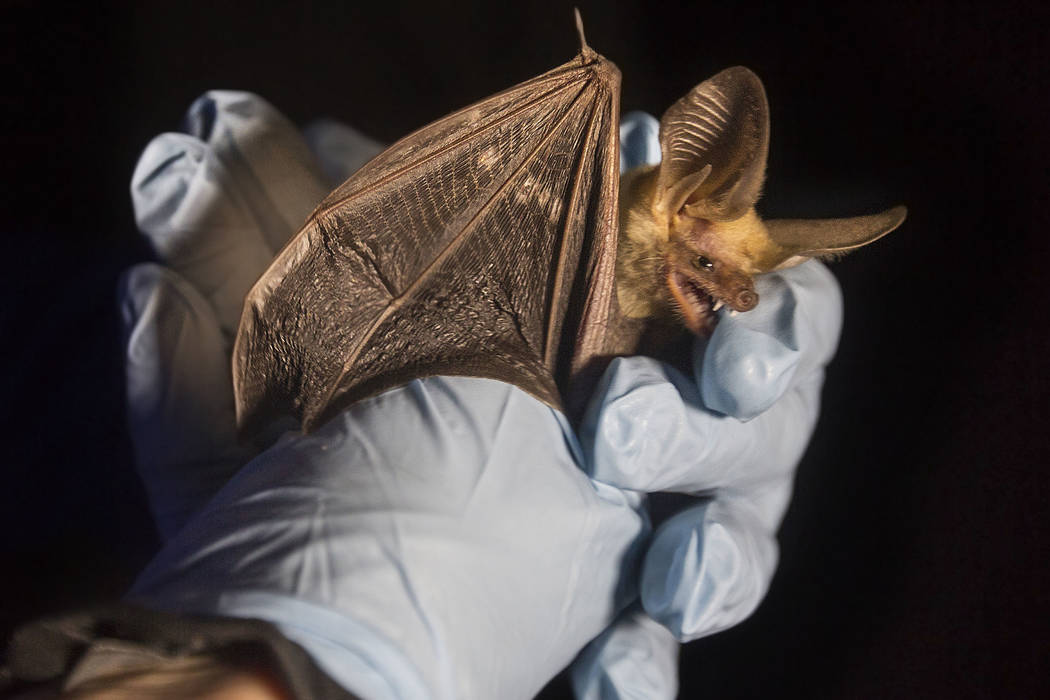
233;52;621;436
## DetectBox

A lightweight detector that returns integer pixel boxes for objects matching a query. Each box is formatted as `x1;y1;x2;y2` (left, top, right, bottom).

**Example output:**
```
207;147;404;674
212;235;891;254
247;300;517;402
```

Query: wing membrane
234;54;621;435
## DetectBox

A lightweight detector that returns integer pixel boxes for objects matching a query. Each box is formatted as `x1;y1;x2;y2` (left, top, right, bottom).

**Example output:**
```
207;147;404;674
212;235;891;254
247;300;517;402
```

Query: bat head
661;208;763;333
633;66;906;335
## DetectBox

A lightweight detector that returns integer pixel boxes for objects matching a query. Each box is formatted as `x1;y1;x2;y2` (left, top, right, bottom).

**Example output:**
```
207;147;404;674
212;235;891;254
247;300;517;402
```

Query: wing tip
567;9;619;86
574;8;592;57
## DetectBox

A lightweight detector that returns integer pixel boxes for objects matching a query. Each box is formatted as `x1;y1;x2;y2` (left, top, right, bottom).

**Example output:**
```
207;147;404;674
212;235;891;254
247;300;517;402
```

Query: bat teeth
712;299;724;312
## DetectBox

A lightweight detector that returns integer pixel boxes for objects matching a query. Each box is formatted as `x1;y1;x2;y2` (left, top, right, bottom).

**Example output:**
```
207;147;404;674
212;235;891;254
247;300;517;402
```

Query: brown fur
616;165;780;335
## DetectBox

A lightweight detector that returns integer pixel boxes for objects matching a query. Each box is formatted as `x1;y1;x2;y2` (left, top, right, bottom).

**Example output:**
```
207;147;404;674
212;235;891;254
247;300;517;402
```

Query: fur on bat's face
663;208;765;334
616;165;771;337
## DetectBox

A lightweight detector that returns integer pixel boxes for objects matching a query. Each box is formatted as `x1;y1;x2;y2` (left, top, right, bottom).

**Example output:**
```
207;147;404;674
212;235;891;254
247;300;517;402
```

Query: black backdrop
3;1;1048;697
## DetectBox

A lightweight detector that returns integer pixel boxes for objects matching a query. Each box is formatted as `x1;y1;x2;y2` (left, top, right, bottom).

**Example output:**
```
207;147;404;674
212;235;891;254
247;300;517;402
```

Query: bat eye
693;255;714;271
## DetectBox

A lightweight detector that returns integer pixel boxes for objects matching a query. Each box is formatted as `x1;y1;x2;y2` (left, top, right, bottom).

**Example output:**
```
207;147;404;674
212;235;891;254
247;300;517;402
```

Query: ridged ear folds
653;66;906;272
656;66;769;221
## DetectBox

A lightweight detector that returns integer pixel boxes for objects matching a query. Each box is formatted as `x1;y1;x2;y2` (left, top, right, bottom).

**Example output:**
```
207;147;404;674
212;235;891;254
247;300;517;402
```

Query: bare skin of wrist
191;669;291;700
54;666;293;700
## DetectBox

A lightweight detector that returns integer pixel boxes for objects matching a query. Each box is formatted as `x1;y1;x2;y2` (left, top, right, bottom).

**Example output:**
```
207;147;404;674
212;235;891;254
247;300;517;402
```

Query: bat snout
713;268;758;312
732;288;758;312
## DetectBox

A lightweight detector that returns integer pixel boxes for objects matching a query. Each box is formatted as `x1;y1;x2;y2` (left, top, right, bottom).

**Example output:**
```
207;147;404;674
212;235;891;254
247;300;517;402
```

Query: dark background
3;0;1047;697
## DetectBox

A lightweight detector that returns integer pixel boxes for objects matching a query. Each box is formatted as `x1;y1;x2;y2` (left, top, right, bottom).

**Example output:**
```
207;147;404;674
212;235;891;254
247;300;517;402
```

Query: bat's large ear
764;205;908;270
656;66;769;221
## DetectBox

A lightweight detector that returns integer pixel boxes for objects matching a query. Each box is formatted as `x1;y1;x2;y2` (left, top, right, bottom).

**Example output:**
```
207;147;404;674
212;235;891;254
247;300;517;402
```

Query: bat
232;13;905;436
616;66;906;336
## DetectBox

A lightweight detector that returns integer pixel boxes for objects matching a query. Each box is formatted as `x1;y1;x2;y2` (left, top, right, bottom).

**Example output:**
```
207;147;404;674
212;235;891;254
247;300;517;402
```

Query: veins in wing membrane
320;77;598;409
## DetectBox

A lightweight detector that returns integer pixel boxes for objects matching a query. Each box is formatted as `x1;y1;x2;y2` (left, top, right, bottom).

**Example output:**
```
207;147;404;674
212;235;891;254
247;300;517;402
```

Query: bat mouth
666;269;723;335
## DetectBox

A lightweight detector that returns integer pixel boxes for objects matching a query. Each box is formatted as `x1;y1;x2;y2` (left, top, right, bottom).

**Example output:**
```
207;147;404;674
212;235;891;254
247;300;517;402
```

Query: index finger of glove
182;91;330;253
131;132;275;338
121;263;252;539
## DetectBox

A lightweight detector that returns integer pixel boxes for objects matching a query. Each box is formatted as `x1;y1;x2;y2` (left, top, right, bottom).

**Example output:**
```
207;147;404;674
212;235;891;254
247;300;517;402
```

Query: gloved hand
569;112;843;700
121;98;840;700
124;93;647;700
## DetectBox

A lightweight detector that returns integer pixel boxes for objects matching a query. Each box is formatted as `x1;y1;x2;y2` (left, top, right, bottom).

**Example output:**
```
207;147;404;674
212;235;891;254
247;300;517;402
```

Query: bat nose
733;288;758;311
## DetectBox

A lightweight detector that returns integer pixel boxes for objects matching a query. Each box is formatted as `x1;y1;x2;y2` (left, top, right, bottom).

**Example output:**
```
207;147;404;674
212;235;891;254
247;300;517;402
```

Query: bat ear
656;66;769;221
764;205;908;270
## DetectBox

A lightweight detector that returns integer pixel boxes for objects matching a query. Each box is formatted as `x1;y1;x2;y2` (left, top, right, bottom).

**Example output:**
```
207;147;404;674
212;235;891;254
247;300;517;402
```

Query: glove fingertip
640;502;775;642
698;323;799;420
619;111;661;173
181;90;330;254
571;606;679;700
183;91;225;141
131;133;207;221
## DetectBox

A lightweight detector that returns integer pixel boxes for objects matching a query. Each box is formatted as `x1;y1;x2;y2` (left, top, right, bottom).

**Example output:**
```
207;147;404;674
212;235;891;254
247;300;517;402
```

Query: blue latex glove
122;98;840;699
